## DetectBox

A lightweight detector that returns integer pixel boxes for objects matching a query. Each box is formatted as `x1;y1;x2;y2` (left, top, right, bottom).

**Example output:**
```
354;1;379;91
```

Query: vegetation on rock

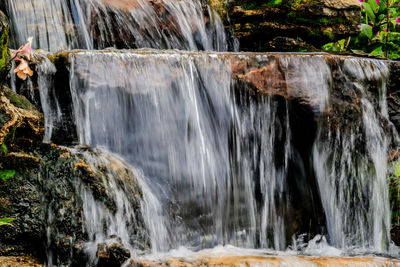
322;0;400;59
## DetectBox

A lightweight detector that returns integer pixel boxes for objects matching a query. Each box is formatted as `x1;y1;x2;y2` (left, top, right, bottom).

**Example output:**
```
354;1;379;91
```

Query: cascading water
69;148;167;264
61;50;398;257
313;58;398;252
3;0;400;264
68;51;296;252
3;0;230;51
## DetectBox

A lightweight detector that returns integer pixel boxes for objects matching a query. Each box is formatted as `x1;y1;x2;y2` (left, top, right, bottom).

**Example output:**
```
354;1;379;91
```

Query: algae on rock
0;11;9;82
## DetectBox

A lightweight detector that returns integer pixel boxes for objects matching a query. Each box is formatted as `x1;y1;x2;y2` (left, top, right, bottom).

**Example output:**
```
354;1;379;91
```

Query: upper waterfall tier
1;0;230;52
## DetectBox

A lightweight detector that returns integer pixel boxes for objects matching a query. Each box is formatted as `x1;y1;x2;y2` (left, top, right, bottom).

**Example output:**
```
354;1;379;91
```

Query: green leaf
322;42;334;51
351;49;367;54
363;3;376;23
0;218;15;227
0;170;15;182
389;32;400;42
369;45;385;57
361;24;373;39
368;0;379;11
389;53;400;59
378;14;386;21
395;162;400;176
1;143;7;156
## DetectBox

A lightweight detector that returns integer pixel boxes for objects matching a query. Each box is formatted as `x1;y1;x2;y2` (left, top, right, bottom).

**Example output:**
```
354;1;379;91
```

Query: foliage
322;0;400;59
0;142;15;181
0;142;15;228
0;218;14;227
0;169;15;182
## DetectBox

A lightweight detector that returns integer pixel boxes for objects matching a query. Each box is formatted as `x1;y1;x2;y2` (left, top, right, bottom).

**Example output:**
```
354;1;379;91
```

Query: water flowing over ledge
2;0;231;52
8;50;400;265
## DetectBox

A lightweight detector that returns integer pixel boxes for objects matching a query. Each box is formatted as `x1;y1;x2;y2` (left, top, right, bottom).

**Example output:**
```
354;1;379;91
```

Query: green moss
241;0;283;10
210;0;229;19
286;0;320;8
0;11;9;81
287;15;347;26
322;29;336;40
0;26;8;69
2;87;37;111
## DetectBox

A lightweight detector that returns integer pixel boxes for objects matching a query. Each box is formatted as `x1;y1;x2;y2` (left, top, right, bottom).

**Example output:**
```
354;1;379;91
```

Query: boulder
96;237;131;267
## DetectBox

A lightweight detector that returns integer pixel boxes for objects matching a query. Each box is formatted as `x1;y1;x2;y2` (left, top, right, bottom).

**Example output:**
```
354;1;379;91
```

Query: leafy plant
0;169;15;182
0;142;15;228
322;0;400;59
0;142;15;181
0;218;14;227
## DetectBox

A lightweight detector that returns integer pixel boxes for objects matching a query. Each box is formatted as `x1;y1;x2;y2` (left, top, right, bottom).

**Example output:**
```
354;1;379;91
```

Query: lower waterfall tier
2;50;400;265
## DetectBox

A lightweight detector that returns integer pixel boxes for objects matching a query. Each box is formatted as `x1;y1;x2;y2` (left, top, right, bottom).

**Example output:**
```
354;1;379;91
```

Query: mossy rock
0;10;9;82
2;87;36;111
0;144;148;265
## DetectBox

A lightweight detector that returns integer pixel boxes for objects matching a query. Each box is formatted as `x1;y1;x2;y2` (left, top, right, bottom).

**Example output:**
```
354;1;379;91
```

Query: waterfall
37;57;62;143
3;0;400;263
68;51;300;252
62;50;397;255
4;0;230;51
312;59;397;252
70;148;167;263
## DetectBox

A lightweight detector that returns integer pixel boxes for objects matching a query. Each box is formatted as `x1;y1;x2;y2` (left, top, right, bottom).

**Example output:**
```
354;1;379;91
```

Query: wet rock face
0;142;147;265
214;0;361;51
0;86;147;265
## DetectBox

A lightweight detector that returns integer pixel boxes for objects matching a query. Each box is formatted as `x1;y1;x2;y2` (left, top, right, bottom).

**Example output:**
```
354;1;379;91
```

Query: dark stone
391;225;400;246
268;36;315;52
96;237;131;267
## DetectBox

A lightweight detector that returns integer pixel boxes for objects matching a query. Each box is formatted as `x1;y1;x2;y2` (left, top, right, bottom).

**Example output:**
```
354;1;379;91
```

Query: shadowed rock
212;0;362;51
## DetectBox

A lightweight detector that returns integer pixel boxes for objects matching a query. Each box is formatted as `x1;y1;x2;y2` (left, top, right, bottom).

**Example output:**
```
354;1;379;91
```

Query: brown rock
323;0;361;9
0;87;43;148
128;255;400;267
101;0;141;12
0;256;43;267
97;237;131;267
